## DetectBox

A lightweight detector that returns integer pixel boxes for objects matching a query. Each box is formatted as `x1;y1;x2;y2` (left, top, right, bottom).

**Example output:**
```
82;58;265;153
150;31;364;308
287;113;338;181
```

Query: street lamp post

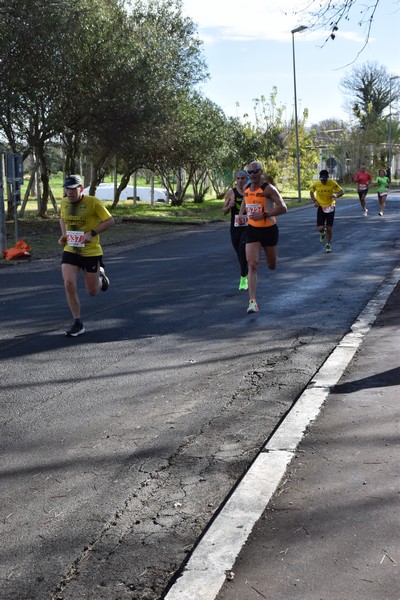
388;75;400;176
291;25;308;202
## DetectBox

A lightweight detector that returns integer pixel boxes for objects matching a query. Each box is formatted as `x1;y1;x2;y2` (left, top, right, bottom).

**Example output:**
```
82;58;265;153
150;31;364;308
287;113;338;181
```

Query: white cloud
182;0;305;41
181;0;368;44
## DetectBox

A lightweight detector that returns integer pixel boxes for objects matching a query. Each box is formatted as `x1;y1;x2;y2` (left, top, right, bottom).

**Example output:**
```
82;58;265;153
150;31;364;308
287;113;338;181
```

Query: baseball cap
319;170;329;180
236;170;249;178
64;174;83;188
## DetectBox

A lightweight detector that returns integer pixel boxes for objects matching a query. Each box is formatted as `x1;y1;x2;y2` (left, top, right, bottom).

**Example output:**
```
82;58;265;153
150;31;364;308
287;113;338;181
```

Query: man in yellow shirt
59;175;114;336
310;169;344;253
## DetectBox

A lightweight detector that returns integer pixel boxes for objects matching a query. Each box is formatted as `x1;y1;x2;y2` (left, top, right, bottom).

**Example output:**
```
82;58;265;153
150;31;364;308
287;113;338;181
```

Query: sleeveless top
244;183;277;228
230;187;246;228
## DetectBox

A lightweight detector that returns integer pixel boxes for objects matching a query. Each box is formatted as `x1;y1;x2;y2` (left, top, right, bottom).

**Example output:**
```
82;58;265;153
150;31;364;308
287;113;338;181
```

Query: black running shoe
99;266;110;291
65;321;85;337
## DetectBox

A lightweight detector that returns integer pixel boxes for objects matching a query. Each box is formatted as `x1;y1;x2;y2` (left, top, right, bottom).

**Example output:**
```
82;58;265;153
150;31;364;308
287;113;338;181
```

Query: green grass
19;172;312;222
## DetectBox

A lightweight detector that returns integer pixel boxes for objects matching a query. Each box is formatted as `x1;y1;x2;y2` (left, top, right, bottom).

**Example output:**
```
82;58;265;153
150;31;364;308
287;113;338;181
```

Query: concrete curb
164;265;400;600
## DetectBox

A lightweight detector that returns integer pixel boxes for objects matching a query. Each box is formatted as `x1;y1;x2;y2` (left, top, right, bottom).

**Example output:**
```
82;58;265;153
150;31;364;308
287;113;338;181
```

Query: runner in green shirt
374;169;390;216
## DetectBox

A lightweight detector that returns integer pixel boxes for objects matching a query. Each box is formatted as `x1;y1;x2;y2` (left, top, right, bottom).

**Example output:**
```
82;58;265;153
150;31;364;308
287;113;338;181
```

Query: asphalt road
1;194;399;600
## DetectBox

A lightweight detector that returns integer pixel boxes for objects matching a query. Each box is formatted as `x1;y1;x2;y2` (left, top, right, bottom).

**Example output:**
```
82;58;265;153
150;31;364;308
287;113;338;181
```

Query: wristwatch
90;229;97;237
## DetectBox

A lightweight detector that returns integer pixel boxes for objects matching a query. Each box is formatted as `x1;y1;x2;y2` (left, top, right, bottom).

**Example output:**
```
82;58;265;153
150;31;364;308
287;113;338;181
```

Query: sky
180;0;400;126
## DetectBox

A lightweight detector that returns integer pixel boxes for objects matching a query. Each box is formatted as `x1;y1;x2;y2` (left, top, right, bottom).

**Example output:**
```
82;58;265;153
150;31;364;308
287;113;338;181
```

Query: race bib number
322;204;335;213
66;230;85;247
246;203;262;218
379;190;388;196
234;215;248;227
359;184;368;191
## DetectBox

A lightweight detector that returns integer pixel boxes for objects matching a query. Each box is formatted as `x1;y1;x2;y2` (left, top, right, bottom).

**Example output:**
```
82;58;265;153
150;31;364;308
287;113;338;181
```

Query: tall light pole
291;25;308;202
388;75;400;176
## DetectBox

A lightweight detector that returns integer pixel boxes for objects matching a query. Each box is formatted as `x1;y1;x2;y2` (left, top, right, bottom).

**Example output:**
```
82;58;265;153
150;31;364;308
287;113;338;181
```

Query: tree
147;92;228;206
0;0;133;216
339;62;400;169
0;0;208;215
296;0;394;51
340;63;398;126
283;111;318;188
83;0;209;205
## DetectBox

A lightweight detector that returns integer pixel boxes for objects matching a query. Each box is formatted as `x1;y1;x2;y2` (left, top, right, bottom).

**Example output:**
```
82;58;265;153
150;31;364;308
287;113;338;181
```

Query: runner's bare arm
264;186;288;217
58;217;67;246
94;216;114;233
237;196;247;223
223;189;235;215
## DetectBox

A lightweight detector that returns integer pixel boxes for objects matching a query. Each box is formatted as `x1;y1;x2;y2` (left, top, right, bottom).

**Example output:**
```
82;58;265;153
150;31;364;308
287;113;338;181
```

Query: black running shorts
317;206;335;227
245;224;279;247
61;251;103;273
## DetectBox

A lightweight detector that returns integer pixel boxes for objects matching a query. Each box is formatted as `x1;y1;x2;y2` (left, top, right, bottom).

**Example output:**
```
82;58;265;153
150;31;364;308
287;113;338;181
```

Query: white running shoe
247;299;259;314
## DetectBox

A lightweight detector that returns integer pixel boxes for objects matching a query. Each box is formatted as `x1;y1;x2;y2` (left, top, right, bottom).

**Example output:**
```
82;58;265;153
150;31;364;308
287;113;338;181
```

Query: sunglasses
247;169;260;175
236;176;247;180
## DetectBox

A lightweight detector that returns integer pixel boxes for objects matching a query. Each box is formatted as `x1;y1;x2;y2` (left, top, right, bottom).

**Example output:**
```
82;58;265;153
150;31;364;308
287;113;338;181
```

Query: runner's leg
239;229;248;277
62;263;81;319
263;245;277;270
246;241;261;300
83;264;102;296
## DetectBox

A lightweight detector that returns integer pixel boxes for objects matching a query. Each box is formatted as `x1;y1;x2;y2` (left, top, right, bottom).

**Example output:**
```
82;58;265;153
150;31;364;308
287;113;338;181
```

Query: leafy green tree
208;117;250;199
147;92;227;205
0;0;207;215
339;63;400;169
87;0;208;205
283;110;318;189
234;90;317;190
0;0;132;215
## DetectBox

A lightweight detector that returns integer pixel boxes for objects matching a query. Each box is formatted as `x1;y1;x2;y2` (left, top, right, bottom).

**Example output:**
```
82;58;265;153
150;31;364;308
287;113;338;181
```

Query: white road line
164;265;400;600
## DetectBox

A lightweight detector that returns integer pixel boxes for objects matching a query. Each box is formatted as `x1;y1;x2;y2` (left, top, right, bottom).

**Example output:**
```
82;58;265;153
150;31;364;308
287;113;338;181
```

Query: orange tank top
244;184;276;227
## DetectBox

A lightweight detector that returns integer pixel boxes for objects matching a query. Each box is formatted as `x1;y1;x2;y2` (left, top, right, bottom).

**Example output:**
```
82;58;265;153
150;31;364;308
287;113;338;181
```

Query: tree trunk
111;172;130;209
37;146;50;218
19;168;37;217
63;132;80;175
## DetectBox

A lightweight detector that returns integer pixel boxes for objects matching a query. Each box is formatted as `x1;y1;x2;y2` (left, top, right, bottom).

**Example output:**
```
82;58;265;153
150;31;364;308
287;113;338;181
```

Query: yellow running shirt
61;195;112;256
310;179;343;207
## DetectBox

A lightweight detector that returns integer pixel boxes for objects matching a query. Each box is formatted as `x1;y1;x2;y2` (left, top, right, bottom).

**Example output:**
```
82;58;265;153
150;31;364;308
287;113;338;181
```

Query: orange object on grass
2;240;32;260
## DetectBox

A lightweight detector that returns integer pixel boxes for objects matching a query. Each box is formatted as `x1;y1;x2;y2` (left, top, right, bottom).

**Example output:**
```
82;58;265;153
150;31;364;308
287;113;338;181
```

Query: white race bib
66;230;85;247
246;203;262;218
322;204;335;213
359;184;368;191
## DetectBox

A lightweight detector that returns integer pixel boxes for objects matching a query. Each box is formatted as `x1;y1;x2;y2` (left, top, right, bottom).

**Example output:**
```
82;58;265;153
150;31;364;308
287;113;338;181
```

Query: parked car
83;183;168;203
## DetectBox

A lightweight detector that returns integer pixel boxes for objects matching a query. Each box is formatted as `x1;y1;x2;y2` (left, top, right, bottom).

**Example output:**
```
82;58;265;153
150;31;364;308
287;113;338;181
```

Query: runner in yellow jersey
59;175;114;336
238;161;287;314
310;169;344;253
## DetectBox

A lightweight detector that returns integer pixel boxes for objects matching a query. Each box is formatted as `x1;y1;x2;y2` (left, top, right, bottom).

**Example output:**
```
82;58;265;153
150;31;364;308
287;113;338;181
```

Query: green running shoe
325;244;332;253
320;228;326;242
239;276;248;291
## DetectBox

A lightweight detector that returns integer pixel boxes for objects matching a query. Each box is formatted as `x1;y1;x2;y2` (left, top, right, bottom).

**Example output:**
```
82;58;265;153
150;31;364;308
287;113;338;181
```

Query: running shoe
379;211;383;217
325;244;332;253
319;228;326;242
239;276;248;291
99;266;110;291
247;299;259;314
363;208;368;216
65;320;85;337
